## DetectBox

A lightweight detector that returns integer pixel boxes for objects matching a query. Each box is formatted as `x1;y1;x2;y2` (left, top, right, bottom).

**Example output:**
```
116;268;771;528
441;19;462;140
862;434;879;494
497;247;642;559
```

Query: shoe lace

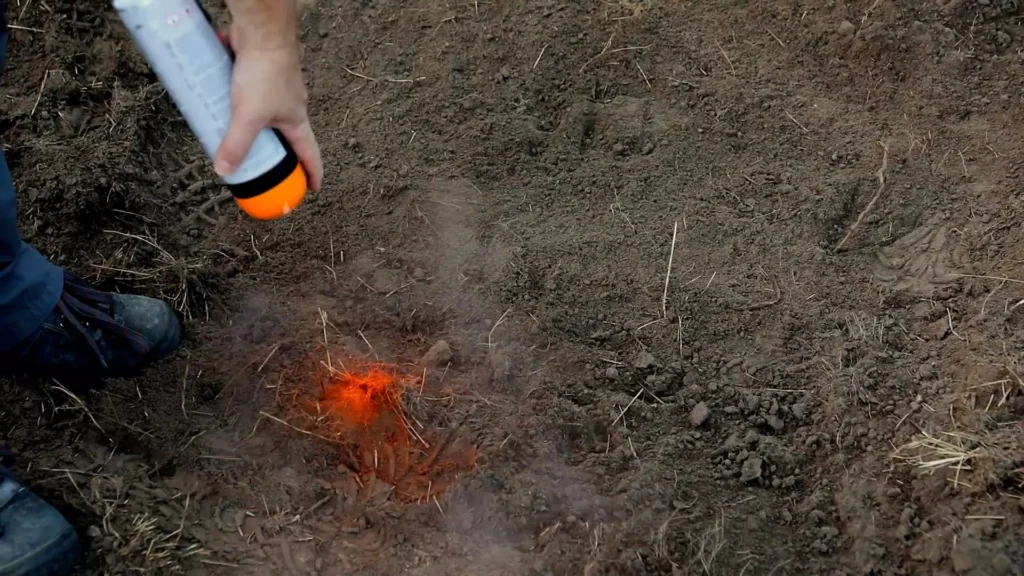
58;275;153;369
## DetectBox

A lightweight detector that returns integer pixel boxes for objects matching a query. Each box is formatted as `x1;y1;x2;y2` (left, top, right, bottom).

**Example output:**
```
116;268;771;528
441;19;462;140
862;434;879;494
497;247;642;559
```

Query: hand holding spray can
114;0;307;220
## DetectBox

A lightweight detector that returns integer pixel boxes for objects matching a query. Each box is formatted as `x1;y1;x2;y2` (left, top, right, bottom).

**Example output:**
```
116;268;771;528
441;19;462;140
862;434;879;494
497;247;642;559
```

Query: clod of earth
633;351;657;370
926;318;950;340
791;403;807;420
690;402;710;427
715;433;746;456
745;394;760;414
421;340;453;366
489;352;511;382
740;456;763;483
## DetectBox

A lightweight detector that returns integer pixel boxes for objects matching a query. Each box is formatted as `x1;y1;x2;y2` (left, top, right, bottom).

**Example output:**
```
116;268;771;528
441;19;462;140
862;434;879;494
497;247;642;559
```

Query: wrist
225;0;299;54
232;37;300;63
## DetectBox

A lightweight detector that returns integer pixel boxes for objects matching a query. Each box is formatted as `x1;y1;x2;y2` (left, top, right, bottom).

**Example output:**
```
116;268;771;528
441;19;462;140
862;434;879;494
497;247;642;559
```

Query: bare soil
3;0;1024;574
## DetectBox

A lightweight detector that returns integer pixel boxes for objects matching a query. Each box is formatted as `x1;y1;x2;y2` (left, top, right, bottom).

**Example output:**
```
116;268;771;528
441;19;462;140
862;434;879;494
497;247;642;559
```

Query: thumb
215;109;264;177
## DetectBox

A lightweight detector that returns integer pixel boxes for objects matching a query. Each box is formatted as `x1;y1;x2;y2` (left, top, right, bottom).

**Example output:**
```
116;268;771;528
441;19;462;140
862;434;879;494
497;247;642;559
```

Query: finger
215;105;266;177
280;120;323;191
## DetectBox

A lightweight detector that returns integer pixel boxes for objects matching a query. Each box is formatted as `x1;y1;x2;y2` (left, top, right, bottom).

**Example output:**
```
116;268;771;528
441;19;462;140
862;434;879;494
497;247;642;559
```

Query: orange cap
233;163;308;220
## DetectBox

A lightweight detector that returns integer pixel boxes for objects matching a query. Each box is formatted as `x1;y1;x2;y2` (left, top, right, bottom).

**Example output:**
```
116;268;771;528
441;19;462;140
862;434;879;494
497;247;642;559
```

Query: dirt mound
3;0;1024;574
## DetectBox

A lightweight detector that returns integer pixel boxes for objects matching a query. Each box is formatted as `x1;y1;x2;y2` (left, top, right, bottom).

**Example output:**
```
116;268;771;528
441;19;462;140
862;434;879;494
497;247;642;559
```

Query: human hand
213;28;323;192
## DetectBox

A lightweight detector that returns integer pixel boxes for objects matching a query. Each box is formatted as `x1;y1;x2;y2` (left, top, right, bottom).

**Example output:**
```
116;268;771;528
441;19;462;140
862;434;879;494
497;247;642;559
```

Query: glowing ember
322;364;408;427
318;361;477;503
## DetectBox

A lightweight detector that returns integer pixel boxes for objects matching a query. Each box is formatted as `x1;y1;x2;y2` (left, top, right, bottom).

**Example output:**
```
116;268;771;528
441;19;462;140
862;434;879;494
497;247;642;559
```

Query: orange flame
318;360;477;502
322;364;407;427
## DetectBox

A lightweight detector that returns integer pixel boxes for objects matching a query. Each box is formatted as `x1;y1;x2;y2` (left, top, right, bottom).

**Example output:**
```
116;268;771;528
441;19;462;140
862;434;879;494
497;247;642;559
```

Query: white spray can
113;0;307;220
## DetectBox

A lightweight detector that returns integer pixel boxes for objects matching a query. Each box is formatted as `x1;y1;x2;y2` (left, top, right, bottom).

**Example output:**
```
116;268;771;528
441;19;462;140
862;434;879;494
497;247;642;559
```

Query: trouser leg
0;31;63;351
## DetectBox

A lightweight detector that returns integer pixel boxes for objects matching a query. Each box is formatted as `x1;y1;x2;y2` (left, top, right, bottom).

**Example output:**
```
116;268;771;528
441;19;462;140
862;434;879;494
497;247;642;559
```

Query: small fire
322;364;408;427
318;361;477;502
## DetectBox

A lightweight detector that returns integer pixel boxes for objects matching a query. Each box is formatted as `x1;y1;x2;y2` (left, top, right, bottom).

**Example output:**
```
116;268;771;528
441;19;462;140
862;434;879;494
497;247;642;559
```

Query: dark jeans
0;31;63;351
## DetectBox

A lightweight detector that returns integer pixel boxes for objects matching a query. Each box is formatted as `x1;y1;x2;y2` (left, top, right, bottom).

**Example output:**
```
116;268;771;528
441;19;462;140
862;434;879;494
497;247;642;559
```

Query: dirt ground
3;0;1024;574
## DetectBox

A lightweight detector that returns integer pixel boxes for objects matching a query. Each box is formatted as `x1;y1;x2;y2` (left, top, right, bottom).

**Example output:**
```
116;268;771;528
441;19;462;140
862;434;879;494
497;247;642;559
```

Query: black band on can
226;130;299;200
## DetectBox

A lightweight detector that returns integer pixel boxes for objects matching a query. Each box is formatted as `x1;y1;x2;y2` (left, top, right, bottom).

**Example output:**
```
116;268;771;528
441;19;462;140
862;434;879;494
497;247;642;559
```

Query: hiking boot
10;274;182;377
0;448;82;576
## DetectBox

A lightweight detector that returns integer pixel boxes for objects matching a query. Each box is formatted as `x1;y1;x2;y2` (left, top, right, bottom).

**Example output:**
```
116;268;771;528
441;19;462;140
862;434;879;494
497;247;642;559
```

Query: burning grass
322;363;412;429
294;358;477;503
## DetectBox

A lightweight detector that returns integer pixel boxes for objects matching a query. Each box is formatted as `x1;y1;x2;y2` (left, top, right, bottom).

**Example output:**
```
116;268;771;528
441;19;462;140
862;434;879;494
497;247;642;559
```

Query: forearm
223;0;299;54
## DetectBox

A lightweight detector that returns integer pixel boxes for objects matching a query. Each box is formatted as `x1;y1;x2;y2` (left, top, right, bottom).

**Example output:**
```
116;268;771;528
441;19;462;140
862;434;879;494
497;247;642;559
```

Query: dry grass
894;430;986;471
606;0;654;20
892;428;1024;491
691;510;726;575
583;523;606;576
892;364;1024;493
653;509;678;560
50;469;209;573
117;512;207;570
92;229;219;320
653;499;697;564
844;312;888;344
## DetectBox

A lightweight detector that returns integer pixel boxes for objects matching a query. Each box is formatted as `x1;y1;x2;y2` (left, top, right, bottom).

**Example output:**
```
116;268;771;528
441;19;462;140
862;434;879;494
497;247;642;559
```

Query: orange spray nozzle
232;163;308;220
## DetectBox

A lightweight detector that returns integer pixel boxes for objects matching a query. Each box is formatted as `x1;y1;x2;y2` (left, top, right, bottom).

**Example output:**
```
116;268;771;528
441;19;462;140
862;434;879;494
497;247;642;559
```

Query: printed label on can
114;0;286;186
